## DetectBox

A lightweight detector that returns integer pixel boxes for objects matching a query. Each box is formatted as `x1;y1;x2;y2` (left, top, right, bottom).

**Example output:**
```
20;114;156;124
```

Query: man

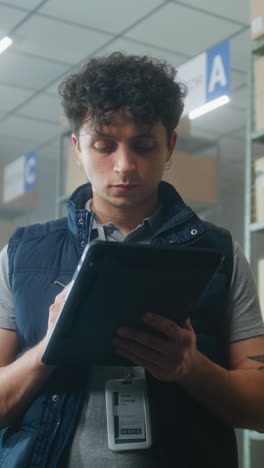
0;52;264;468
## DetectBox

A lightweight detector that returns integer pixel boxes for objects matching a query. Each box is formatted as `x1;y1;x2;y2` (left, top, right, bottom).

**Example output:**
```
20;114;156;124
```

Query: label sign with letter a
206;40;230;102
178;39;230;116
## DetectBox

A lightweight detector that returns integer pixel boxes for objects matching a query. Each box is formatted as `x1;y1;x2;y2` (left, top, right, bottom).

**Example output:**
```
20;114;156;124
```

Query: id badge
105;377;152;451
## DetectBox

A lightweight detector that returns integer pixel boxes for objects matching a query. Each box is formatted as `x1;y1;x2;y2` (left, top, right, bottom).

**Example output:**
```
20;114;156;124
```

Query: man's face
72;108;176;212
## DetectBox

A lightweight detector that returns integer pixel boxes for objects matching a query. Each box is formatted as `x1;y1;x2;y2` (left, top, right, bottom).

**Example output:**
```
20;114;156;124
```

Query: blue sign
206;40;230;102
24;150;37;193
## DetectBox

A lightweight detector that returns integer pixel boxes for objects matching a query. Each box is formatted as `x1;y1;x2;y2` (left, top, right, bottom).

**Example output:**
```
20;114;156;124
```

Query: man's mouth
111;184;139;191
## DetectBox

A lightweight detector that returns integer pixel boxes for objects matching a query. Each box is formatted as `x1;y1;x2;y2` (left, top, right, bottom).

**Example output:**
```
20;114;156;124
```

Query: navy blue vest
0;182;238;467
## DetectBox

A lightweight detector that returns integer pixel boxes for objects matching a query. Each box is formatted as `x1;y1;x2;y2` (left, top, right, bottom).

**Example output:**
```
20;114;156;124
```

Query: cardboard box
176;116;191;135
251;0;264;40
0;221;18;251
254;156;264;221
258;258;264;319
64;145;88;195
254;56;264;95
254;57;264;130
162;151;217;204
255;92;264;131
0;160;37;210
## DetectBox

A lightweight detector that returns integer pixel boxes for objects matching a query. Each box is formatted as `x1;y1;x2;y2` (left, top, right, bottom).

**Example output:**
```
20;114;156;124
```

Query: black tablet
41;241;223;366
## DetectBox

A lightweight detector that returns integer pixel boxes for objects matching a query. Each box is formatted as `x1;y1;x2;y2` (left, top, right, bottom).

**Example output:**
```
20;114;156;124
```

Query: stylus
54;280;66;288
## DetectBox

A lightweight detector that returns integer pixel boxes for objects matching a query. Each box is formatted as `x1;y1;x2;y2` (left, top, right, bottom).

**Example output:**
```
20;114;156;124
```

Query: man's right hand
47;282;72;336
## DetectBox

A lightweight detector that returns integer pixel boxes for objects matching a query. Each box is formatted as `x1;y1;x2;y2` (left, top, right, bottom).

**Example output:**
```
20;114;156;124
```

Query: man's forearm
179;351;264;432
0;340;55;429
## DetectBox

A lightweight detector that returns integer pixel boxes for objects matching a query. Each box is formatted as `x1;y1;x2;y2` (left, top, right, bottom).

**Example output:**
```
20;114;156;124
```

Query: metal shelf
252;38;264;55
251;129;264;143
177;134;217;154
57;194;70;204
243;31;264;468
250;221;264;232
0;206;29;220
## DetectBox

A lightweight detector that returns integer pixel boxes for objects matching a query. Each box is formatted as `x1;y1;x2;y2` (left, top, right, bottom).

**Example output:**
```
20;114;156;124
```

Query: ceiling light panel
0;36;12;54
126;3;242;57
39;0;163;34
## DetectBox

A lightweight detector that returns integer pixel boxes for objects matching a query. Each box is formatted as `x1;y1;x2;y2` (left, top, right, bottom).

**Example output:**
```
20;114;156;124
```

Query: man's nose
113;148;137;174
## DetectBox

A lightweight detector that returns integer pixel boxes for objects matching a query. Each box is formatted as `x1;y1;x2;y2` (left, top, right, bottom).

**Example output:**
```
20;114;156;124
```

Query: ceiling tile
176;132;219;156
188;126;221;140
230;86;248;110
2;0;43;9
126;3;242;57
231;29;250;72
175;0;250;25
0;83;33;112
0;115;59;144
13;15;110;63
0;135;38;161
231;127;246;138
45;79;68;96
219;138;246;162
98;37;187;67
17;93;63;124
0;4;26;36
0;51;71;90
190;105;246;135
45;63;82;96
40;0;164;34
230;69;247;92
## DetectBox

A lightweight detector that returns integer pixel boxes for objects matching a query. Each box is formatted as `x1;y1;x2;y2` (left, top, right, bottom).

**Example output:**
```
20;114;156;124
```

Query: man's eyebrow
91;131;111;138
133;132;155;139
91;130;155;139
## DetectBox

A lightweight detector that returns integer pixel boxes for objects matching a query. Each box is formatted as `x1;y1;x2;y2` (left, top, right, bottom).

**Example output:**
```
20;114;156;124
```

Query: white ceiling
0;0;251;192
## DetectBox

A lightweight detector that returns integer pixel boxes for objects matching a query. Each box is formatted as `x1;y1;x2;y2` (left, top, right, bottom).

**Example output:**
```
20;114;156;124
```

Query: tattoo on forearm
247;355;264;369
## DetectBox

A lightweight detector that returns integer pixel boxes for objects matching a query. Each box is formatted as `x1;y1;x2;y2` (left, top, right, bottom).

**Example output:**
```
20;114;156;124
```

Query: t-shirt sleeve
0;245;16;330
227;241;264;342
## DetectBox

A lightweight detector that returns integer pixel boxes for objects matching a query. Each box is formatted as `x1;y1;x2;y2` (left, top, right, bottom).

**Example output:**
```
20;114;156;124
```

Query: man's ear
167;132;177;161
71;133;82;162
72;133;80;153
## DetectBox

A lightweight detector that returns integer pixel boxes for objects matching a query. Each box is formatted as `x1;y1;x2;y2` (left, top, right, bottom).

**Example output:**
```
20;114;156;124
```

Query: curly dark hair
59;52;187;139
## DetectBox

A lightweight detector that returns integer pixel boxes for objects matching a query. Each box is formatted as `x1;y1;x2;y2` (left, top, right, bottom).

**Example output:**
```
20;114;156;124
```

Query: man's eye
94;141;114;152
134;145;155;153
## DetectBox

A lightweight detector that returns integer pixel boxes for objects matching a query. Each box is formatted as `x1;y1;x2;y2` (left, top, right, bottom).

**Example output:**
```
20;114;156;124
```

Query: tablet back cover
41;242;223;366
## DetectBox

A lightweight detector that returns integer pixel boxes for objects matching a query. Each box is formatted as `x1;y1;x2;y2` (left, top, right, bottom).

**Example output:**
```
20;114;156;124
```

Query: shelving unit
243;37;264;468
56;130;71;218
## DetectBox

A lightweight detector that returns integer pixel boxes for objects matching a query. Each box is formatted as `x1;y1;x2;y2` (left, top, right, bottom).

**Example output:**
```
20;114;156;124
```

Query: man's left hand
113;313;197;383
